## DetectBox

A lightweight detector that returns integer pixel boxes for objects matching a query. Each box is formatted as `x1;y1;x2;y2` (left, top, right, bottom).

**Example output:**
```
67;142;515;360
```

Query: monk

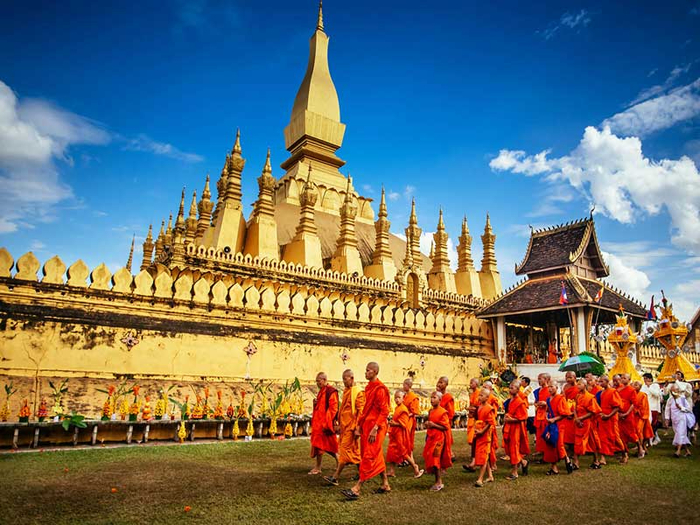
533;373;551;456
573;378;602;469
542;381;573;475
585;373;602;395
342;362;391;500
503;379;530;480
324;369;365;486
597;375;626;464
309;372;339;475
436;376;455;462
617;373;642;459
472;388;497;487
463;378;481;472
632;380;654;455
423;391;452;491
402;377;421;462
483;381;501;470
560;371;578;459
386;390;423;478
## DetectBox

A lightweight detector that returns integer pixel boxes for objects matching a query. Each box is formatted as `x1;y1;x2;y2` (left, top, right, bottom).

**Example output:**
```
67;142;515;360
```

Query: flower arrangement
1;382;17;422
119;398;129;421
202;387;210;420
100;385;116;421
268;412;278;437
213;391;224;420
154;391;167;420
128;386;140;422
98;380;130;421
19;399;31;422
142;396;152;421
178;421;187;443
191;396;203;419
48;379;68;417
237;391;248;418
226;398;234;419
232;417;240;440
284;422;293;438
36;398;48;422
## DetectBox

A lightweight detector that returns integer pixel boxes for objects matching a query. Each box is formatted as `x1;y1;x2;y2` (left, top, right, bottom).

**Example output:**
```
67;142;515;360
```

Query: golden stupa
607;306;642;382
653;296;700;382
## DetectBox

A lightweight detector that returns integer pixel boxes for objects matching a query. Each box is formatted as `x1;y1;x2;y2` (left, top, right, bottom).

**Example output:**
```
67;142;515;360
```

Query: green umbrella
558;354;604;375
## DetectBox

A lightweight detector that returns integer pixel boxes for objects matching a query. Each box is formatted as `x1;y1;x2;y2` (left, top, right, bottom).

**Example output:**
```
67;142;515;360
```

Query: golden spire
405;198;422;266
316;1;324;32
430;208;452;274
331;174;362;275
126;234;135;272
368;186;394;275
402;230;414;269
155;219;165;260
232;128;242;156
141;225;154;271
378;186;388;218
224;130;245;204
196;174;214;241
457;215;475;271
409;198;418;226
185;190;198;244
164;214;173;246
202;173;211;200
244;150;279;260
429;241;435;259
175;188;186;234
252;149;276;218
480;212;497;271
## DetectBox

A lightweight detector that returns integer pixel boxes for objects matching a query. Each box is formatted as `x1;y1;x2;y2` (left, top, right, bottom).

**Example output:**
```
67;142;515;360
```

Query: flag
594;286;603;303
646;295;656;320
559;281;568;305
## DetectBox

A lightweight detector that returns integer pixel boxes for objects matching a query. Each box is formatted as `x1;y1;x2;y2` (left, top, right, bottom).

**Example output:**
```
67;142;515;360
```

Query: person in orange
503;379;530;480
386;390;424;478
547;341;559;364
616;373;642;460
462;378;481;472
632;380;653;456
597;375;626;464
472;388;497;487
573;378;602;469
423;391;452;491
560;371;578;460
342;362;390;500
436;376;455;462
309;372;339;475
533;373;551;456
402;377;421;463
324;369;364;486
542;381;573;475
483;381;501;470
585;373;602;395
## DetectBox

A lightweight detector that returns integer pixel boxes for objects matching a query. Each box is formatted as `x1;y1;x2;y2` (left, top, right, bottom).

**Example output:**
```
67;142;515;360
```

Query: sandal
374;487;391;494
521;461;529;476
545;469;559;476
323;476;339;486
341;489;359;500
429;483;444;491
505;474;518;481
474;480;484;488
414;469;425;479
565;458;573;474
462;465;476;473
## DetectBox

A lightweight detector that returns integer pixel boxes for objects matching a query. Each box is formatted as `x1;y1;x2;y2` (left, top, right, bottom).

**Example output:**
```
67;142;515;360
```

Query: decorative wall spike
0;248;13;278
89;263;112;290
133;270;154;296
15;252;40;281
42;255;66;284
67;260;90;287
192;277;211;304
111;268;133;294
154;271;174;299
211;280;228;306
173;273;193;301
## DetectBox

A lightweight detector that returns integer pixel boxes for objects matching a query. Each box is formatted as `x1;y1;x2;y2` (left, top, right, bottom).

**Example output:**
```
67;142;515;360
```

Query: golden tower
364;188;397;281
478;213;502;299
244;149;280;260
427;209;457;293
455;216;481;297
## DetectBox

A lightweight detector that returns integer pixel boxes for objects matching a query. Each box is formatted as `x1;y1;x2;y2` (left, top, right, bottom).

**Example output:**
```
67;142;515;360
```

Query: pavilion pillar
494;317;507;363
575;307;587;355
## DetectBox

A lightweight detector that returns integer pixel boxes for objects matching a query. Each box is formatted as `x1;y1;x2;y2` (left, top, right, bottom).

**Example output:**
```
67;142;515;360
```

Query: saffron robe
473;403;496;466
487;393;501;465
357;379;390;481
423;406;453;472
310;385;339;457
635;391;654;441
503;394;530;465
466;388;481;444
542;394;570;464
534;386;551;453
403;390;420;453
338;385;365;465
596;387;625;455
387;404;412;463
617;385;640;444
439;392;455;457
574;390;602;456
560;385;578;445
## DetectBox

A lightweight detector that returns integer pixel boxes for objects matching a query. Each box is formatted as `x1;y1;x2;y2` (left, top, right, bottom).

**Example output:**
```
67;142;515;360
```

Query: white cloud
388;191;401;201
490;126;700;254
122;134;203;163
669;278;700;322
602;251;651;301
526;183;575;217
628;63;694;106
540;10;592;40
603;78;700;137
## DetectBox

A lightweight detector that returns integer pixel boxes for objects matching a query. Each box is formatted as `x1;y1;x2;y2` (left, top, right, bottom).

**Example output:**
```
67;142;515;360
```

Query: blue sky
1;0;699;320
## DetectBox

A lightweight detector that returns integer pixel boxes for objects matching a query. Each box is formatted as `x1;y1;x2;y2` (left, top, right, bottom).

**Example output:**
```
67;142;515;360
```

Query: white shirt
524;386;536;418
666;380;693;404
642;382;662;413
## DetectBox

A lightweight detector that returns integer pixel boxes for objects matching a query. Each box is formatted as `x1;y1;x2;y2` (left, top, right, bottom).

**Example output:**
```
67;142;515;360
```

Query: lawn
0;430;697;525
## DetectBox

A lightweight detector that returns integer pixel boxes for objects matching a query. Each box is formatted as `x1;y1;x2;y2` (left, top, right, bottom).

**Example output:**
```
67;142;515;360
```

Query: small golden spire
429;241;435;259
145;224;153;243
379;186;388;218
141;225;155;271
202;173;211;200
232;128;242;156
409;198;418;225
188;190;198;219
159;219;166;239
316;0;324;32
263;148;272;175
437;208;445;231
462;215;469;235
175;188;186;233
485;212;492;233
126;234;135;272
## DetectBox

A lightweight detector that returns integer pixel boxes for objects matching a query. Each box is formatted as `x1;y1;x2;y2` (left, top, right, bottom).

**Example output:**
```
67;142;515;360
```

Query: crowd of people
307;362;698;499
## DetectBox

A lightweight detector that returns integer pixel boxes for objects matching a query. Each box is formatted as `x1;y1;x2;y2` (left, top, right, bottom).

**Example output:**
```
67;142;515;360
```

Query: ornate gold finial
429;241;435;259
263;148;272;175
457;215;474;272
480;212;497;271
175;188;186;233
409;198;418;226
379;186;388;218
126;234;135;272
299;166;318;208
462;216;469;235
188;190;198;219
437;208;445;231
316;0;324;32
232;128;242;156
485;212;492;232
141;225;155;271
202;173;211;200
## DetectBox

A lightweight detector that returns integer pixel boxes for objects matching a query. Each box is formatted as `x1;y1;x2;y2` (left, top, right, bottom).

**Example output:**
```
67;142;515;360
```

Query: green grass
0;430;698;525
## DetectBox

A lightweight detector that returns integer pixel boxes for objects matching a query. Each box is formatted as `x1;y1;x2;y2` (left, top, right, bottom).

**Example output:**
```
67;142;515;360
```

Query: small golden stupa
653;295;700;382
607;306;642;382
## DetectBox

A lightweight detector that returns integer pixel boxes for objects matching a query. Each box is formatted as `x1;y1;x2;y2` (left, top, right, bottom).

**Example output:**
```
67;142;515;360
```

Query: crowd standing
307;363;698;499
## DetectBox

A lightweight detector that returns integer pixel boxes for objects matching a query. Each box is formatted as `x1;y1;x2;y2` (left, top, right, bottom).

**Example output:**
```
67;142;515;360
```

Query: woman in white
664;384;696;457
642;373;662;445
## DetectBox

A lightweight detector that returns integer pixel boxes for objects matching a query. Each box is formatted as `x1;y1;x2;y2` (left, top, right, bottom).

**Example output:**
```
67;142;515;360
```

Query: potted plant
36;398;48;422
18;399;31;423
128;386;140;422
48;379;68;420
1;382;17;422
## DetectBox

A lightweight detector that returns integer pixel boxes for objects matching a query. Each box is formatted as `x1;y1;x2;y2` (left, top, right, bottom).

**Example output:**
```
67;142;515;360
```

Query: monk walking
597;375;625;464
402;377;421;463
617;373;642;459
503;379;530;480
573;378;602;469
386;390;424;478
472;388;496;487
632;380;653;455
342;362;391;500
423;391;452;491
324;369;364;486
437;376;455;462
463;378;481;472
533;373;551;457
542;381;573;475
309;372;339;475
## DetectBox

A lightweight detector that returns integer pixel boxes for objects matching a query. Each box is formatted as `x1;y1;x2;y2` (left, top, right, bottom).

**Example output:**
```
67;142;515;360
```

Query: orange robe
466;388;481;444
635;391;654;441
560;385;578;445
534;386;551;453
473;403;496;466
542;394;570;464
487;393;501;465
387;404;411;463
617;385;639;445
503;394;530;465
337;386;365;465
403;390;420;454
574;390;601;456
597;387;624;455
423;406;453;472
357;379;390;481
310;385;339;457
439;392;455;457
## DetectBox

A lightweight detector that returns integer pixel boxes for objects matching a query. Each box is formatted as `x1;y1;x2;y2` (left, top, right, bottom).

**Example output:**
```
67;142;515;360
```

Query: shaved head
404;377;413;387
342;369;353;379
439;376;449;385
316;372;327;380
365;362;379;381
368;362;379;373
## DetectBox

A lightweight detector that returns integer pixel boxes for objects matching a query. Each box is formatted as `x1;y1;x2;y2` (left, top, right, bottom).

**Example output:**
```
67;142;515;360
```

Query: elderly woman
664;384;696;458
